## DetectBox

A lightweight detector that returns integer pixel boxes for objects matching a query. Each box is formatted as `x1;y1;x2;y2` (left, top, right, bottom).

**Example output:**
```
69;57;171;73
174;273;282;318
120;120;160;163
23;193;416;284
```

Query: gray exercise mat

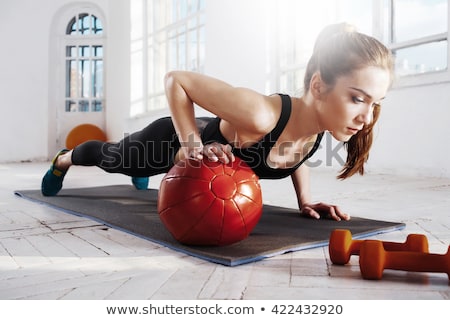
15;185;405;266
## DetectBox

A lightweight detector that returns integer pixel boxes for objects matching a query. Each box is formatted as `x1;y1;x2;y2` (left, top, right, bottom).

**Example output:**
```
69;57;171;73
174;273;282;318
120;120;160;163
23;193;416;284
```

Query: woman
41;23;394;221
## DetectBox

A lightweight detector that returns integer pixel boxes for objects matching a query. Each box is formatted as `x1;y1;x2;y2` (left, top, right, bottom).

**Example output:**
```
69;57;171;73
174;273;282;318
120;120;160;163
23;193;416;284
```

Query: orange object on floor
65;124;107;150
329;229;429;265
359;240;450;281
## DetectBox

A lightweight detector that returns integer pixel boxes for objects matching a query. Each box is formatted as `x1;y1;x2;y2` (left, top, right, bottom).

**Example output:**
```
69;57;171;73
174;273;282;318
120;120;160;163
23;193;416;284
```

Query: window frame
377;0;450;88
131;0;205;117
64;12;106;113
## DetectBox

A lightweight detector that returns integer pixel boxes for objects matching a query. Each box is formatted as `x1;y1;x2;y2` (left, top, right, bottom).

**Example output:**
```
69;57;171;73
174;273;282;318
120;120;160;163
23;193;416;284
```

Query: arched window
65;13;105;112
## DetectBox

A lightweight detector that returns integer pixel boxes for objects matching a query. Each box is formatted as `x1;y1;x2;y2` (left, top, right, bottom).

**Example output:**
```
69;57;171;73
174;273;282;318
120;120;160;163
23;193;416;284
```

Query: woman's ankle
55;151;72;171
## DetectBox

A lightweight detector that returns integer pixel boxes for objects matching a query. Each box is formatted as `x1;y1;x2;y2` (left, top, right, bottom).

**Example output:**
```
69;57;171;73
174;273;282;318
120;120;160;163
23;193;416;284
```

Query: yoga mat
15;185;405;266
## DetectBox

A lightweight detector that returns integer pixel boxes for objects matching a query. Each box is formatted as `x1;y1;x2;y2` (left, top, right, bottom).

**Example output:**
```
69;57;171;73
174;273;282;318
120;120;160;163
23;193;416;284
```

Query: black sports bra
200;94;324;179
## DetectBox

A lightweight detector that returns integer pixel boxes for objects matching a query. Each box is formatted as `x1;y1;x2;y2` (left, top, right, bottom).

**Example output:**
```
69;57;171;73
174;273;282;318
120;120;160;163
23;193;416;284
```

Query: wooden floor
0;162;449;299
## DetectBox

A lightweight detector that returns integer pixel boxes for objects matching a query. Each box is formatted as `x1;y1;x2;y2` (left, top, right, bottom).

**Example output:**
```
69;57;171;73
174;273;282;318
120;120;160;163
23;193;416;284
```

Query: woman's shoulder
238;93;284;135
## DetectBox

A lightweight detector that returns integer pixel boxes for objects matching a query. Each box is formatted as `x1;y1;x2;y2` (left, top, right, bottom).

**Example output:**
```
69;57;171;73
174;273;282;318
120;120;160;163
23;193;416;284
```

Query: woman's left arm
291;165;350;221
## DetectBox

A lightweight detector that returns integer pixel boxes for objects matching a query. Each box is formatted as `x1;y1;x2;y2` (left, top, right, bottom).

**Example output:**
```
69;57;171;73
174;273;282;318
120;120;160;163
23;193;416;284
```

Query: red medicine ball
157;157;263;246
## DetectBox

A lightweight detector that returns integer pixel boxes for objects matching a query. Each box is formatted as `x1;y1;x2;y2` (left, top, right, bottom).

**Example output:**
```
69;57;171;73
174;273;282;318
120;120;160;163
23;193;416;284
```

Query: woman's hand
300;202;350;221
188;142;235;164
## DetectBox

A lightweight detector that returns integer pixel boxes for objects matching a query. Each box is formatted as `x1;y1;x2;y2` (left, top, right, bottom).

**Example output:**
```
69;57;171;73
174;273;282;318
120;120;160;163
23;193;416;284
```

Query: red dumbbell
329;229;429;265
359;240;450;281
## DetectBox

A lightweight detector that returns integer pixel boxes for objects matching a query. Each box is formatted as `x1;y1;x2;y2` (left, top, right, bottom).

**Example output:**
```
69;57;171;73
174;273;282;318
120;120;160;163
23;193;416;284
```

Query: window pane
79;100;89;112
65;100;77;112
66;60;78;98
169;37;178;70
93;46;103;57
189;0;198;14
144;0;204;113
199;0;205;10
188;17;197;29
178;33;187;69
92;101;103;112
156;0;171;29
79;46;91;57
180;0;188;19
394;0;447;42
394;41;448;76
66;46;76;57
189;29;197;70
336;0;373;34
198;25;205;72
66;17;77;35
93;60;103;98
92;15;103;34
79;14;90;35
80;60;91;98
280;69;305;96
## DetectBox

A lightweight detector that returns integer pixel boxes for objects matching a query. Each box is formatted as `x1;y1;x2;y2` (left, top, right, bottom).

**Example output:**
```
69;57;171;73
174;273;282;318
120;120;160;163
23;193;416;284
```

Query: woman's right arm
164;71;276;162
164;71;204;161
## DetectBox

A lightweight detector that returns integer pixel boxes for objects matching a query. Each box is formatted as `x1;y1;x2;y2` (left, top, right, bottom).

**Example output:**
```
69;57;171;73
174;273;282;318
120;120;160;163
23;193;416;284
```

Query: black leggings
71;117;212;177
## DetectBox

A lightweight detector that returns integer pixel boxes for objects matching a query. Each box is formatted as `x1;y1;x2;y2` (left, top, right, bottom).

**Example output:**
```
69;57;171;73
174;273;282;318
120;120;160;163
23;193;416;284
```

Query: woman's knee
72;140;112;167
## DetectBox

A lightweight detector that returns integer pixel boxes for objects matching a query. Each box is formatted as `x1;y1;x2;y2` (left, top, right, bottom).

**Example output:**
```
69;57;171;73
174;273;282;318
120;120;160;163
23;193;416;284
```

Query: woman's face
317;66;391;142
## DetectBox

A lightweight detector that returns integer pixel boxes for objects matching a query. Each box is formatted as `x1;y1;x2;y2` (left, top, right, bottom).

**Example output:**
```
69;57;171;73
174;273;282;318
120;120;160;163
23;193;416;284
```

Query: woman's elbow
164;71;178;90
165;71;192;93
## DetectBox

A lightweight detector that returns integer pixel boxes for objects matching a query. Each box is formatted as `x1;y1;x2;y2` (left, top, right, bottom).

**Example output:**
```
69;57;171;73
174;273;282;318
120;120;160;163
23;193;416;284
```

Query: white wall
368;83;450;177
0;1;56;162
204;0;271;91
104;0;130;142
0;0;128;162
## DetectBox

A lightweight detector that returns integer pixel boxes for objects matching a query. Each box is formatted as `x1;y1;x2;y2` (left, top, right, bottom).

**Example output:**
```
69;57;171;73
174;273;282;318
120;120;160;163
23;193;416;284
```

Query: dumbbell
329;229;428;265
359;240;450;280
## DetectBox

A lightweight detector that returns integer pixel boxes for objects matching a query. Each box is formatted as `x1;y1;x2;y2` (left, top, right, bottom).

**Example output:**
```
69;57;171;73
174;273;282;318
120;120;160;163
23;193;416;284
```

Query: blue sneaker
41;149;70;196
132;177;149;190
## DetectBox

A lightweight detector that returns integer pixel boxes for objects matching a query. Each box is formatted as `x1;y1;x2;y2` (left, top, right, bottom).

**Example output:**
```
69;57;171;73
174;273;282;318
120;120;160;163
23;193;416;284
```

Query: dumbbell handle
330;230;428;265
384;248;450;275
360;240;450;280
348;235;427;256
